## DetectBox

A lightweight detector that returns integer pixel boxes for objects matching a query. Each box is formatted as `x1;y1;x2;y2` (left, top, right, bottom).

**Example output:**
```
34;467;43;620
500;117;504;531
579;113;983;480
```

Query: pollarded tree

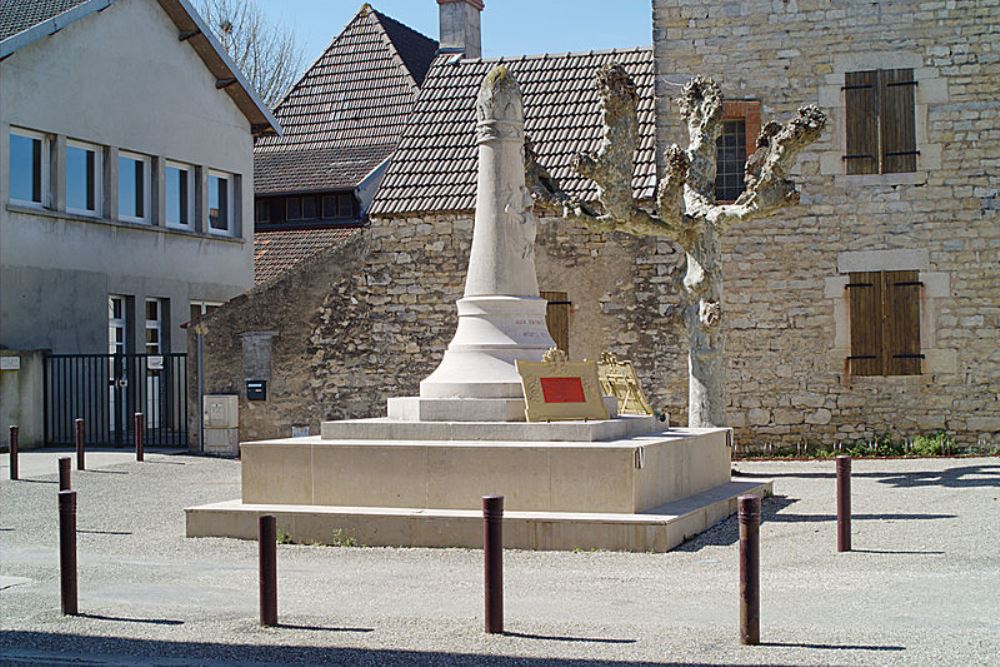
528;66;827;428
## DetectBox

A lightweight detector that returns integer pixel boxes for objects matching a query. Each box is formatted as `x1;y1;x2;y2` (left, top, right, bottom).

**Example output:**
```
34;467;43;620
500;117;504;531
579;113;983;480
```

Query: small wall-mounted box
246;380;267;401
204;394;239;429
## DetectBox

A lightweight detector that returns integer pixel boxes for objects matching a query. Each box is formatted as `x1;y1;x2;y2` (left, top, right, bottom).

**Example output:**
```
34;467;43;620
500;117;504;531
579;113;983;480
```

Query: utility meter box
204;394;239;429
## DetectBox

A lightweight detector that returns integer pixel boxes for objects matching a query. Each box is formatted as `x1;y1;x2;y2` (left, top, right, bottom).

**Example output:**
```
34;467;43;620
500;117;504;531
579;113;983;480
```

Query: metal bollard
259;515;278;627
483;495;504;634
738;494;761;645
59;457;72;491
8;425;18;481
59;490;78;615
133;413;145;462
74;418;85;471
837;455;852;552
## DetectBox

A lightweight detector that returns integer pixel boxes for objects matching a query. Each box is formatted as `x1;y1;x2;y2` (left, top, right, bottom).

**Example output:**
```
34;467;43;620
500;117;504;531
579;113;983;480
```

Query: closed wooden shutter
848;271;882;376
880;69;917;173
844;70;879;175
540;290;570;355
884;270;922;375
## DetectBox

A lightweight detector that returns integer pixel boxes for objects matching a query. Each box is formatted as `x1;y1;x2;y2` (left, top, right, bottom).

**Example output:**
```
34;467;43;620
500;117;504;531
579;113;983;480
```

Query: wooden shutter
540;290;570;355
880;68;917;174
848;271;883;375
884;270;922;375
844;70;879;175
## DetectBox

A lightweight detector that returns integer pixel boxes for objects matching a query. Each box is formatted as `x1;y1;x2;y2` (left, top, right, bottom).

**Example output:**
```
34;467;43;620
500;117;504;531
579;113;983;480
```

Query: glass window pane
9;133;42;203
209;175;228;230
715;120;747;202
338;194;353;218
68;145;97;212
166;166;190;226
286;197;301;220
119;156;141;218
255;200;270;223
322;195;336;219
146;300;158;322
302;196;317;219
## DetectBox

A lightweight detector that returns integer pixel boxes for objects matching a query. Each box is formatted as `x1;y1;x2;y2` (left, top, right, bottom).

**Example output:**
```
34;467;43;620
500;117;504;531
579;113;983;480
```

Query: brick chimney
438;0;483;59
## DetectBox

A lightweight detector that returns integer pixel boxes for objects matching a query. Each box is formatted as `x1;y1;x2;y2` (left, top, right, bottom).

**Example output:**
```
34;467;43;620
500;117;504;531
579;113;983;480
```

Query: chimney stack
438;0;483;59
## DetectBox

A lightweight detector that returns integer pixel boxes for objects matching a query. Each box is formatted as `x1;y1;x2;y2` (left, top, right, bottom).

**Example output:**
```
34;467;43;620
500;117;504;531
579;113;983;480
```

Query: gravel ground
1;451;998;666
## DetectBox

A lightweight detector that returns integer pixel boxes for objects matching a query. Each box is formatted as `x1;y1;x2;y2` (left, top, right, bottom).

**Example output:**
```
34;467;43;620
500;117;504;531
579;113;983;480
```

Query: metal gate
44;353;188;447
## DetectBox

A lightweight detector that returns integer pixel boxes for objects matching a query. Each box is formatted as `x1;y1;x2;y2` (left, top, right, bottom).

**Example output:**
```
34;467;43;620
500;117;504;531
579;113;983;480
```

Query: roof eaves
0;0;111;61
161;0;282;136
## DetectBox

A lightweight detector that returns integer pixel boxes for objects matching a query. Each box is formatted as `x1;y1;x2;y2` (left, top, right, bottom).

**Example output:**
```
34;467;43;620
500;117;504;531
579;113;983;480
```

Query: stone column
419;66;555;401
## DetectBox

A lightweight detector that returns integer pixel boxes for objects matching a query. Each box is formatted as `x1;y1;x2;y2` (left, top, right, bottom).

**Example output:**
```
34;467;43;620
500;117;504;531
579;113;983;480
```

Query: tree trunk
684;226;726;428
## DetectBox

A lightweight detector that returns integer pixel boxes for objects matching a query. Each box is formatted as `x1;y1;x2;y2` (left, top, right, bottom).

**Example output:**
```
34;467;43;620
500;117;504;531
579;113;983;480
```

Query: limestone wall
653;0;1000;444
194;214;687;443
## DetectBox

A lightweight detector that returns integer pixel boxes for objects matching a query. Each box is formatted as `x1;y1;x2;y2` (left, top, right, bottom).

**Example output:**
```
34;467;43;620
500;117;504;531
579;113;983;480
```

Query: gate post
8;425;18;481
134;413;145;462
74;418;85;471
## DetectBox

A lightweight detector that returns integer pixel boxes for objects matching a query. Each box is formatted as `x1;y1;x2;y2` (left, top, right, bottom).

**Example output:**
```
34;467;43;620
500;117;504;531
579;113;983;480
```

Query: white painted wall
0;0;255;354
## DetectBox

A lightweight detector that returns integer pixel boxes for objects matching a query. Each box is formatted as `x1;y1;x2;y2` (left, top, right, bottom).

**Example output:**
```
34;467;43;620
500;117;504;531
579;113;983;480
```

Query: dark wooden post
738;494;760;645
259;515;277;627
837;455;852;552
58;457;72;491
8;425;18;480
74;418;85;471
133;413;145;462
59;490;78;615
483;495;504;634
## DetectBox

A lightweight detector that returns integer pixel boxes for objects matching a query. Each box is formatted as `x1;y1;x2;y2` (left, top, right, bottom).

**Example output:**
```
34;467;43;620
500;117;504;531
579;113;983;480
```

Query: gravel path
1;452;998;665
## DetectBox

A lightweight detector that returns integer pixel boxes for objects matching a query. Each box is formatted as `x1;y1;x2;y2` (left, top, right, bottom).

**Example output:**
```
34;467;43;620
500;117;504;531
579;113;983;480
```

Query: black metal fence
44;353;188;448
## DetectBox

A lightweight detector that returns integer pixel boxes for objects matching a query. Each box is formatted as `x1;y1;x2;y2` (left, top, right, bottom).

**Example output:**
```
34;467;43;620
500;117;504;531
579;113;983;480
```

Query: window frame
8;128;49;208
844;68;918;176
847;269;922;377
164;160;195;230
207;169;234;236
65;138;103;217
118;150;152;224
714;100;761;204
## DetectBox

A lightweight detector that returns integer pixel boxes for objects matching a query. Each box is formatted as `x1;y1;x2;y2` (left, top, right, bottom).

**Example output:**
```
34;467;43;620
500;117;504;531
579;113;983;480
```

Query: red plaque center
539;377;586;403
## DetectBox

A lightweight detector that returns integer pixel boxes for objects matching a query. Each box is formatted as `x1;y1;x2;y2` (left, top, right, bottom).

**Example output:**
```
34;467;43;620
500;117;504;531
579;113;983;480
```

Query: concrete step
185;478;772;553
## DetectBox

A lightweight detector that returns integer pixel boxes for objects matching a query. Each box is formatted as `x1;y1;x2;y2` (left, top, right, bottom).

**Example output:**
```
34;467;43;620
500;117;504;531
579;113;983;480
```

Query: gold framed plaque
597;352;654;416
516;348;609;422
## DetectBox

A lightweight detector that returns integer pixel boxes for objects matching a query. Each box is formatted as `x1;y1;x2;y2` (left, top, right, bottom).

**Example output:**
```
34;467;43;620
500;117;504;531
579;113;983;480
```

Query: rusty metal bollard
74;418;85;471
837;455;852;552
8;425;18;480
133;413;145;462
483;495;504;634
739;494;761;645
259;515;278;627
59;457;72;491
59;490;78;615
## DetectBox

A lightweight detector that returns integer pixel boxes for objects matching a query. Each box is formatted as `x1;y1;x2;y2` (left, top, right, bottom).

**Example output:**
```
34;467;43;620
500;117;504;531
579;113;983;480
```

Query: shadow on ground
0;631;813;666
736;464;1000;489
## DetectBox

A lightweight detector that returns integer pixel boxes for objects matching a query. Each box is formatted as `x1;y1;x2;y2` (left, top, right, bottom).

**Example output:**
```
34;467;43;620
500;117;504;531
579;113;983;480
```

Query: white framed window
189;300;223;322
165;161;194;229
66;139;102;216
108;295;128;355
144;298;162;356
208;170;234;236
118;151;151;223
9;128;49;207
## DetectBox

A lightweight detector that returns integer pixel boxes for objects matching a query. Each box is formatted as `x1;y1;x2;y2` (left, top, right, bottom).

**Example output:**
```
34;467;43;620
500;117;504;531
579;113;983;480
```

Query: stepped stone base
186;479;772;552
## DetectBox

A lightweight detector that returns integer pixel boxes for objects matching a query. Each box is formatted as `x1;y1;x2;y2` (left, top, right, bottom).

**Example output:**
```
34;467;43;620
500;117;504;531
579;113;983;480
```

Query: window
108;295;128;356
208;171;233;235
540;290;571;355
66;140;101;215
255;200;270;224
286;197;302;220
322;193;355;219
165;161;194;229
9;129;47;206
145;298;162;355
847;270;921;376
714;101;760;202
189;300;222;322
844;69;917;175
118;152;150;223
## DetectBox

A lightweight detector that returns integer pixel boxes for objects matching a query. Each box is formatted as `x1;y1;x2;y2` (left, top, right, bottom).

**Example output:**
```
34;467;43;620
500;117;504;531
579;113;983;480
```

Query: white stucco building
0;0;280;446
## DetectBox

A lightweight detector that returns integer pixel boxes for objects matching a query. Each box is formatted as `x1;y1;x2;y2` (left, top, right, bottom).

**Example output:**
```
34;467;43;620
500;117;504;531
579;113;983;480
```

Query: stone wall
653;0;1000;445
194;213;687;443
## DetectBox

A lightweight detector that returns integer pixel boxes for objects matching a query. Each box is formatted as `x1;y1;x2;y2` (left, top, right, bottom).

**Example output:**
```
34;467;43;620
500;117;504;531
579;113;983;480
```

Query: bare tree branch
197;0;304;109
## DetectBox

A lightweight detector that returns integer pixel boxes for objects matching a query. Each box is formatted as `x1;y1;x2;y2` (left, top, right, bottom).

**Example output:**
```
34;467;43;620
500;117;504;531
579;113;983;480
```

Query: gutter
0;0;114;61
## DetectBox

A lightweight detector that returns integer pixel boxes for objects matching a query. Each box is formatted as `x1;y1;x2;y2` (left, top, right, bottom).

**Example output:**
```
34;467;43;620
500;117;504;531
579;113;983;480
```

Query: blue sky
258;1;653;68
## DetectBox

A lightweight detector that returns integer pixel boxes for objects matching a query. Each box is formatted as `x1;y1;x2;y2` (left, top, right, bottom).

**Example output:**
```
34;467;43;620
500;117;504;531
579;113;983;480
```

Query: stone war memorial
186;66;771;552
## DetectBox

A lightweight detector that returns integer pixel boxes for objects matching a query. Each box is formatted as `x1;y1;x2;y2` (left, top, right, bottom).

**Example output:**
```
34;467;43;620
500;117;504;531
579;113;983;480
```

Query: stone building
650;0;999;445
197;0;997;448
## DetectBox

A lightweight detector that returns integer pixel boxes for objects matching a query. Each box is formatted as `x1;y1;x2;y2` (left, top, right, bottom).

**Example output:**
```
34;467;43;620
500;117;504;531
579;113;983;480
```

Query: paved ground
1;450;998;666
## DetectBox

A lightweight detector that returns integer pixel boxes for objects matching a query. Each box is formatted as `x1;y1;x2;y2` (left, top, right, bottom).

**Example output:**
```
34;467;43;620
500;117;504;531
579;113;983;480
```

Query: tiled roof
371;48;656;217
255;144;392;195
254;6;437;193
0;0;87;40
254;227;361;285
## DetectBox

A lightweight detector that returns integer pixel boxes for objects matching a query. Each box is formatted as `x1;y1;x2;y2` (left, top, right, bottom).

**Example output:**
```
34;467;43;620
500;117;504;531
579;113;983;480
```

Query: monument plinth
186;66;771;553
